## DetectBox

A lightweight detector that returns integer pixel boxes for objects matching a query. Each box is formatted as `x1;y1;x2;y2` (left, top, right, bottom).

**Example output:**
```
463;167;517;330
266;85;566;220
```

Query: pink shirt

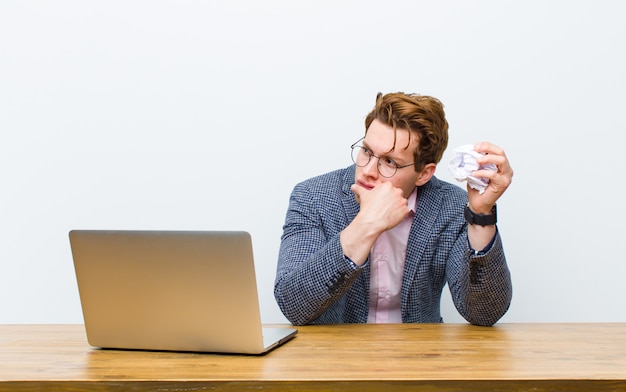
367;188;417;323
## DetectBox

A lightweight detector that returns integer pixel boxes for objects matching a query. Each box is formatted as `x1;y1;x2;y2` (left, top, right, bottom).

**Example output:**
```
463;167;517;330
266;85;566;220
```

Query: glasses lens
378;162;397;178
378;160;396;178
351;146;370;167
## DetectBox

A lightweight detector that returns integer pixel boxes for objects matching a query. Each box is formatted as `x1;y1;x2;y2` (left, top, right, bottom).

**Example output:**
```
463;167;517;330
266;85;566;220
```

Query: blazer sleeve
274;179;363;325
447;230;513;326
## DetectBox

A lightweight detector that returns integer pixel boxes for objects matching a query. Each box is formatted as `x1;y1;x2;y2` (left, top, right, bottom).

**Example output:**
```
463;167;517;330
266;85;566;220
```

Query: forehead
364;119;417;156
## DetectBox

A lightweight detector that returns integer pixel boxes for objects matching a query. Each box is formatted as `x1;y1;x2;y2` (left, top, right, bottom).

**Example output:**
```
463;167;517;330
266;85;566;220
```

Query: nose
362;156;379;178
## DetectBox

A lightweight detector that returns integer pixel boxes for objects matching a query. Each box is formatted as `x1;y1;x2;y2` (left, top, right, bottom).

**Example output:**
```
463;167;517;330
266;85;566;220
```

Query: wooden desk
1;323;625;391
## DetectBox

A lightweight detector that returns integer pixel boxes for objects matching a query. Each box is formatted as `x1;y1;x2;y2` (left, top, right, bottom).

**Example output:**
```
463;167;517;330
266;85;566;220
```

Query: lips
356;179;375;190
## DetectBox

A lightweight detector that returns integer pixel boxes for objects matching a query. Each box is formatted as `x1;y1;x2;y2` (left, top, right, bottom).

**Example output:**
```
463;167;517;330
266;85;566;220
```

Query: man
274;92;513;326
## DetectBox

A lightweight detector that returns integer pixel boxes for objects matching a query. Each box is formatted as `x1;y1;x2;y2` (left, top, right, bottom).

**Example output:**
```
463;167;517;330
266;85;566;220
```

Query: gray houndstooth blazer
274;165;512;326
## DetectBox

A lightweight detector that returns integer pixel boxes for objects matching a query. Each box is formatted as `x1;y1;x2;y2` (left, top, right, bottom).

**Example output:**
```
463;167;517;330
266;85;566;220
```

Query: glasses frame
350;137;415;178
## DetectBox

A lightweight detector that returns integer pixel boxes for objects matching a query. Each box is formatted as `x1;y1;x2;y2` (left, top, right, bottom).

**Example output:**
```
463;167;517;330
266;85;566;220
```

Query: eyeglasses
350;137;415;178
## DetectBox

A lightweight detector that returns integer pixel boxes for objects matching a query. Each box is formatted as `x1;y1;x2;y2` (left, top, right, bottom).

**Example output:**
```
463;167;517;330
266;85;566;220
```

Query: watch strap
464;203;497;226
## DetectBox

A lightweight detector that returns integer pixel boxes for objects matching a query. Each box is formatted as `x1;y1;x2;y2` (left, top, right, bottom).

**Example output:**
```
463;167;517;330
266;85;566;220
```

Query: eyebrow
362;140;407;164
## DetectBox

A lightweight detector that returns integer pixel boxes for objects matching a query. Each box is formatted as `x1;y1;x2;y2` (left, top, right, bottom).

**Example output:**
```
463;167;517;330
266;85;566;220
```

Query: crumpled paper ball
448;144;497;194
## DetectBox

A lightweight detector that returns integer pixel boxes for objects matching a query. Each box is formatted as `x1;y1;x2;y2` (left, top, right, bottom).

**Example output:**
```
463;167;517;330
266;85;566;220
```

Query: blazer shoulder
421;176;468;206
294;166;354;195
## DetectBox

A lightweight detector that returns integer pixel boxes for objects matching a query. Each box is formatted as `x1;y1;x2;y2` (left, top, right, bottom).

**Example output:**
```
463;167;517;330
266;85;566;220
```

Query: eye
381;157;398;168
361;147;373;156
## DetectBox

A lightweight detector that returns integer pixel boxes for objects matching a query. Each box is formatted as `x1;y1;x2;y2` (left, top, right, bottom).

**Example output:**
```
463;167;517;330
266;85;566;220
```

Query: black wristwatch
464;203;497;226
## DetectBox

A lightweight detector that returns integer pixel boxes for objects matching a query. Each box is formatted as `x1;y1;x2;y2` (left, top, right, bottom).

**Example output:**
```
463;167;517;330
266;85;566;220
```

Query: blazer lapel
400;177;443;314
341;165;360;223
341;166;370;322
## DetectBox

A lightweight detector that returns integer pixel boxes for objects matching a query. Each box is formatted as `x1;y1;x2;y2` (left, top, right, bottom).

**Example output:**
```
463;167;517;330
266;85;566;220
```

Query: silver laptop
69;230;297;355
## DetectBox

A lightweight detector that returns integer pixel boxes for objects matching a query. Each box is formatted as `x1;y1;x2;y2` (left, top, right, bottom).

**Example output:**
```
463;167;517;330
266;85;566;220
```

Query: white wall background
1;0;625;324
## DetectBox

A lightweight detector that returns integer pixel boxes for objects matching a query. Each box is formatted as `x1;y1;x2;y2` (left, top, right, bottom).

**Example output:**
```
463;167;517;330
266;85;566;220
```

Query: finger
477;153;507;171
473;169;512;193
350;183;373;199
350;183;362;196
474;146;512;176
473;142;504;156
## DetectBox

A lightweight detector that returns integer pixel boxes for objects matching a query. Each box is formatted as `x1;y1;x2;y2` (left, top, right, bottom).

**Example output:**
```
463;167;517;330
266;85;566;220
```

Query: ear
414;163;437;186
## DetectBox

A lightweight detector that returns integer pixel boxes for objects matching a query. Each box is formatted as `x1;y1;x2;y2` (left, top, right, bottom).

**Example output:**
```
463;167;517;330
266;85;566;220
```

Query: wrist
464;203;497;226
340;224;377;266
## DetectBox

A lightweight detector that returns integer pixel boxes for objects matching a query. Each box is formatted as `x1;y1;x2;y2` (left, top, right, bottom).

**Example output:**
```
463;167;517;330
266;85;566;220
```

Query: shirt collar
407;187;418;214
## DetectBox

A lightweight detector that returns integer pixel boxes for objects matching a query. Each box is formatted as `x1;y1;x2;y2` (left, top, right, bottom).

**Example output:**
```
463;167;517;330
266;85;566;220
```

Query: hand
340;182;410;265
468;142;514;214
350;181;409;233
